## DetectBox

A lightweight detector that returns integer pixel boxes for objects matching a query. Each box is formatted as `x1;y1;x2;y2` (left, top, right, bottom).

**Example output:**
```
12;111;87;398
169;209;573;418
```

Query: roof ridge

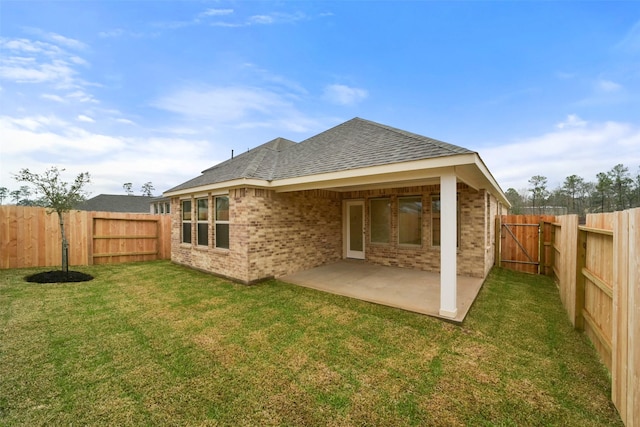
353;117;473;154
242;145;271;178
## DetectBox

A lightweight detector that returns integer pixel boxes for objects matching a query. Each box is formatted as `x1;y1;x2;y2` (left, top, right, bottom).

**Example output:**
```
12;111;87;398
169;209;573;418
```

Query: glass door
346;201;365;259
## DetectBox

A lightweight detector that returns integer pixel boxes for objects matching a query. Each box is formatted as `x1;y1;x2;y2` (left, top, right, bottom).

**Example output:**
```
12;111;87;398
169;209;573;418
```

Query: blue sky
1;1;639;197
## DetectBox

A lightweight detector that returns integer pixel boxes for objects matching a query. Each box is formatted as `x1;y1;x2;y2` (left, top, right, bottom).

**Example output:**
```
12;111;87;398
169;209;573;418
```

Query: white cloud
0;114;214;195
45;32;87;50
41;93;66;103
0;36;91;91
115;118;135;125
151;84;321;133
0;115;121;155
596;79;622;93
481;118;640;191
199;8;234;18
323;84;368;106
77;114;94;123
153;86;285;121
211;11;307;27
67;90;98;103
555;114;587;129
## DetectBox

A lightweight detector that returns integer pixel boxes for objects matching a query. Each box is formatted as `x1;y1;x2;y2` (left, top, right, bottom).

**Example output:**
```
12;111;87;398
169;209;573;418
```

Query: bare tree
141;182;155;197
10;190;22;204
528;175;549;214
608;164;633;211
561;174;585;215
123;182;134;195
0;187;8;204
14;167;91;275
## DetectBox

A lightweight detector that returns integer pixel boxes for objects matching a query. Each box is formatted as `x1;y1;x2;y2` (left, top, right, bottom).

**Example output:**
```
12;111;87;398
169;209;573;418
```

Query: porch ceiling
279;260;485;323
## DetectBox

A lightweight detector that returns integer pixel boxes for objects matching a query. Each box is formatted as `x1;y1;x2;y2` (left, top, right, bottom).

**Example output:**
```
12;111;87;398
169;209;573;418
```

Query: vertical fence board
613;210;629;425
624;208;639;427
499;215;555;274
0;206;170;269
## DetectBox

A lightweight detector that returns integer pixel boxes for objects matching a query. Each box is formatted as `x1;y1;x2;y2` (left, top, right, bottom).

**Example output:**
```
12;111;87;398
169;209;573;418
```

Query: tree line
506;163;640;216
0;181;155;205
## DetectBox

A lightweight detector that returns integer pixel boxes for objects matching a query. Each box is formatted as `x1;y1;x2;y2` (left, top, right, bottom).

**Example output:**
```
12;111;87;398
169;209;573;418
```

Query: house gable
165;118;510;204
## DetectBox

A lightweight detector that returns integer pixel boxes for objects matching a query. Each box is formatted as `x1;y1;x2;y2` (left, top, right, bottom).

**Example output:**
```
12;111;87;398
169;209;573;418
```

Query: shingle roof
76;194;154;213
167;118;474;193
168;137;296;192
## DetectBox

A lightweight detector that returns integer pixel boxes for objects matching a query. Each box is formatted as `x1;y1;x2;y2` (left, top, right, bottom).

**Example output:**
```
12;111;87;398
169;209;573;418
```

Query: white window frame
181;199;192;244
398;196;422;246
370;197;391;244
196;197;209;247
215;195;229;249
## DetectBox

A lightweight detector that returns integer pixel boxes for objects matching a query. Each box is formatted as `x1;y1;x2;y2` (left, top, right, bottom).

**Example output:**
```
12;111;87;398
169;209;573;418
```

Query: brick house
164;118;509;318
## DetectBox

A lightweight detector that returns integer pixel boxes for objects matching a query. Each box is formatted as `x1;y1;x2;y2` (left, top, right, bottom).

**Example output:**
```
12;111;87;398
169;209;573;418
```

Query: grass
0;261;622;426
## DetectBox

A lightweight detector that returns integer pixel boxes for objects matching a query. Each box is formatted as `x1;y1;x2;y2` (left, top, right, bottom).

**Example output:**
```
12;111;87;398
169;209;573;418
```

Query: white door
346;201;365;259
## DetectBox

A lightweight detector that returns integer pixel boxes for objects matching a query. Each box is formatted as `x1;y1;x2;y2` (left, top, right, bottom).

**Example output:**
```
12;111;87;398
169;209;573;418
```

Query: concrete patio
280;260;485;323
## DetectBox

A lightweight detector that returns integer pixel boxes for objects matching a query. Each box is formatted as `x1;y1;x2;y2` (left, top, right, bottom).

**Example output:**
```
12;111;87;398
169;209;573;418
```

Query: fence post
549;223;556;278
538;220;545;275
495;216;501;267
575;228;587;331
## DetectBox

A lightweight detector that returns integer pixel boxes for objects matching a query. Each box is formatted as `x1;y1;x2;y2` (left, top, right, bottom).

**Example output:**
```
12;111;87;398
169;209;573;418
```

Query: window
165;203;171;214
215;196;229;249
197;198;208;246
431;195;460;247
398;196;422;245
370;198;390;243
182;200;192;244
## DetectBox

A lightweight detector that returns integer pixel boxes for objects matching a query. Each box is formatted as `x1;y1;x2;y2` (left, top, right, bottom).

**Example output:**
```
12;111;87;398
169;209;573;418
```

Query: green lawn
0;261;622;426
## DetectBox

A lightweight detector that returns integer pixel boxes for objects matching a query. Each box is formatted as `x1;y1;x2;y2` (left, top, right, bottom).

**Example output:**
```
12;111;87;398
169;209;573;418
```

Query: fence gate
497;215;555;275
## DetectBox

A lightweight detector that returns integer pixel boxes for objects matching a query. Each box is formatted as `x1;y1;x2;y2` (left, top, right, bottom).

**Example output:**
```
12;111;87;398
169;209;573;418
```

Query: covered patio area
280;260;485;323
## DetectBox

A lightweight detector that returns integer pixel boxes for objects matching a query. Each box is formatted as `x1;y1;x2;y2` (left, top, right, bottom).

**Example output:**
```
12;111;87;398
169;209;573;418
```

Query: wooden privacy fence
498;211;639;427
495;214;555;274
549;210;639;427
0;205;171;269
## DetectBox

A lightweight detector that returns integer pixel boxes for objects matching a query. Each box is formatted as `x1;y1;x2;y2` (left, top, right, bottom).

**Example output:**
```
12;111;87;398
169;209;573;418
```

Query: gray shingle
166;118;474;193
76;194;154;213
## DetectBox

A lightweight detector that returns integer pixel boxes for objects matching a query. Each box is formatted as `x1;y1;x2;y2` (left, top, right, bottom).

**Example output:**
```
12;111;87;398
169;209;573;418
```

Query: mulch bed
25;271;94;284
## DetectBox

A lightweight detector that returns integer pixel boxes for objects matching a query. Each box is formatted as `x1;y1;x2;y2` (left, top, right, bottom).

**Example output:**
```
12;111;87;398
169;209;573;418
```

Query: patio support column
439;171;458;318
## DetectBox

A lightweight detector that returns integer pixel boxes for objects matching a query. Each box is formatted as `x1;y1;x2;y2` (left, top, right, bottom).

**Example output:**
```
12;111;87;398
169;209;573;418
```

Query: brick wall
170;182;496;282
243;188;343;281
170;188;342;283
342;184;489;278
170;194;250;282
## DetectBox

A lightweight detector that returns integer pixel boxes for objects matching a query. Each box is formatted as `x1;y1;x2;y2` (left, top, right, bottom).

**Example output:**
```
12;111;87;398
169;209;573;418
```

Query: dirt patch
25;270;94;284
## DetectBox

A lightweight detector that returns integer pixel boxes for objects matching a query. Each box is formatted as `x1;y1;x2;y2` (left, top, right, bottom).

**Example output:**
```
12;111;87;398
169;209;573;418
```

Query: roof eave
163;153;510;206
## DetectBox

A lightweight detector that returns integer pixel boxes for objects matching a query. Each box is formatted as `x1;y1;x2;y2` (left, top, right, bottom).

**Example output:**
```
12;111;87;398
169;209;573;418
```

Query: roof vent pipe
231;149;234;159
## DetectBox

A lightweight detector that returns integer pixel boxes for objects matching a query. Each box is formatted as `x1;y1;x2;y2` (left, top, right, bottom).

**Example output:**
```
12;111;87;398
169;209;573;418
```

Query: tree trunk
58;211;69;275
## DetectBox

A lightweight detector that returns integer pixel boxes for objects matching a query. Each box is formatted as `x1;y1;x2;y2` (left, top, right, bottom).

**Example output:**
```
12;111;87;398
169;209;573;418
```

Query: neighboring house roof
166;117;509;205
76;194;154;213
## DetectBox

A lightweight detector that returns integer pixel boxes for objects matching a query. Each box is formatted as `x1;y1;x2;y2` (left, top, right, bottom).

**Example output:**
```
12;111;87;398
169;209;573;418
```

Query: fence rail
506;210;638;427
0;206;171;269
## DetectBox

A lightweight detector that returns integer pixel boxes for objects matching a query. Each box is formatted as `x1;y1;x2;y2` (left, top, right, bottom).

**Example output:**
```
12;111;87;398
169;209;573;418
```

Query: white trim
164;155;476;196
345;200;365;260
439;172;458;317
163;152;511;208
439;307;458;318
214;195;230;250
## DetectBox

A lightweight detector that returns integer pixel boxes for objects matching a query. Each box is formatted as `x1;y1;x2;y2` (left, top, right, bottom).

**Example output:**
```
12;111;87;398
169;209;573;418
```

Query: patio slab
280;260;485;323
